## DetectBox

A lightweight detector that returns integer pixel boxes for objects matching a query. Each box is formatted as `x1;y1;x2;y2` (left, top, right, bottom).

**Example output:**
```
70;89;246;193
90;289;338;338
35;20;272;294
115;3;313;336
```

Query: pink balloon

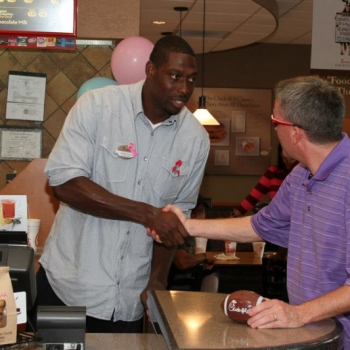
111;36;154;85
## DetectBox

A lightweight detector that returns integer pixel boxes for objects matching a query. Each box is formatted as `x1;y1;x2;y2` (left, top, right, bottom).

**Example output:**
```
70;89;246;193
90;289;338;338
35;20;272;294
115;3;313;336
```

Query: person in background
164;76;350;349
234;144;298;217
37;35;210;333
168;197;219;293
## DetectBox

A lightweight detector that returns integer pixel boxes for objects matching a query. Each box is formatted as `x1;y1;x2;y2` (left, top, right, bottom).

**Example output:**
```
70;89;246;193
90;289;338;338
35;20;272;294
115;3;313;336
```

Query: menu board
0;0;77;50
187;87;272;175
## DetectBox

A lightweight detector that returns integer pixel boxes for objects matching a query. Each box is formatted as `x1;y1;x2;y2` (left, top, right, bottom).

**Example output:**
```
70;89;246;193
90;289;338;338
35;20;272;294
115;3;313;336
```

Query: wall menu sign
187;87;272;176
0;0;77;50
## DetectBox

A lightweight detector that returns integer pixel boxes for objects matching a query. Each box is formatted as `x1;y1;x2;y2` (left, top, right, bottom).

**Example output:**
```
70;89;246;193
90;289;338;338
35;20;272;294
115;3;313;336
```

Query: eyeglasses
271;115;308;131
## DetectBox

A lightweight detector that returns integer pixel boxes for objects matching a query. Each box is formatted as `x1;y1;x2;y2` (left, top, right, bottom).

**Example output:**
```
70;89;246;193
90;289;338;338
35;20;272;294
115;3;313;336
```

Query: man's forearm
52;177;189;247
187;215;260;243
52;176;155;224
297;285;350;324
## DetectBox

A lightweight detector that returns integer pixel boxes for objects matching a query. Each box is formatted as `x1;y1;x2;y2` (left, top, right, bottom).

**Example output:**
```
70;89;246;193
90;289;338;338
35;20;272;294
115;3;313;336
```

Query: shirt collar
313;132;350;181
133;80;179;128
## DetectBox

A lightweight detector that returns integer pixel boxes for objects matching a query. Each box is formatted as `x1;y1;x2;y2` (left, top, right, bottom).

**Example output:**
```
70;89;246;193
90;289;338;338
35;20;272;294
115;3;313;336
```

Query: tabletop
147;290;343;350
206;251;262;266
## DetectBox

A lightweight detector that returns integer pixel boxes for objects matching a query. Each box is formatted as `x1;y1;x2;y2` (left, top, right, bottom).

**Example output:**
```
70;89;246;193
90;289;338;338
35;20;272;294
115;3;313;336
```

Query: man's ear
146;61;155;77
291;126;303;145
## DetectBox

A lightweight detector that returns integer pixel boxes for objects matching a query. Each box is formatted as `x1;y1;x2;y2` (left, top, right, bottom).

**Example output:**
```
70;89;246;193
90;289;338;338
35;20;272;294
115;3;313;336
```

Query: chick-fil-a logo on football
228;299;249;315
223;294;265;317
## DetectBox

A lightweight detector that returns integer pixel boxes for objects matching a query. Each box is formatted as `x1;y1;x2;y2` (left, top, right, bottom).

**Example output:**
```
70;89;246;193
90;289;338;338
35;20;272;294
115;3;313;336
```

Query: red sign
0;0;77;50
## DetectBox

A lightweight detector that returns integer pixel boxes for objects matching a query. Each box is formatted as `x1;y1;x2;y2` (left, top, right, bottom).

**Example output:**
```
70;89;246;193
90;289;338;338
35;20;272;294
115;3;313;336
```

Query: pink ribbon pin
172;160;182;176
127;143;138;157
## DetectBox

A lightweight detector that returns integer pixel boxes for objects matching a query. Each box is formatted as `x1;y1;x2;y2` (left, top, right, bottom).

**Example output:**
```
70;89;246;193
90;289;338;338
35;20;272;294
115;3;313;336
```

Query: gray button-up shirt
41;80;210;322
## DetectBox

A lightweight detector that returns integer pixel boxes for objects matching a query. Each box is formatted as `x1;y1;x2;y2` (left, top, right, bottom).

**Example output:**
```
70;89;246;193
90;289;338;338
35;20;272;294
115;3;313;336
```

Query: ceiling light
152;21;166;25
193;0;219;126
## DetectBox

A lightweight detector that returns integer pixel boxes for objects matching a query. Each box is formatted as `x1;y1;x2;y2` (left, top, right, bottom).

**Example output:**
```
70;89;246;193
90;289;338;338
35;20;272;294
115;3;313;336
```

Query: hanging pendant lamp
174;6;188;37
193;0;219;126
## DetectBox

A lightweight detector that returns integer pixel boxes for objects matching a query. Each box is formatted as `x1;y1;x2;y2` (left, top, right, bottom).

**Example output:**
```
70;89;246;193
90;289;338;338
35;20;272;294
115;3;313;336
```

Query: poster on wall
311;0;350;70
0;195;27;232
187;88;272;175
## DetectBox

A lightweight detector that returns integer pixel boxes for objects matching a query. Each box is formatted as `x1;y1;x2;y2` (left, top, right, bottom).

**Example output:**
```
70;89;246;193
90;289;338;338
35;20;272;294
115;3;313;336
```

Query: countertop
147;290;343;350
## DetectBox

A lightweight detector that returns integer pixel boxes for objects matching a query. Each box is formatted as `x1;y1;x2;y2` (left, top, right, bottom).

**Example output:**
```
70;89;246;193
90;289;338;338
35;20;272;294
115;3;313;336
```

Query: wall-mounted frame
187;87;272;175
0;127;42;160
0;0;77;50
6;71;46;122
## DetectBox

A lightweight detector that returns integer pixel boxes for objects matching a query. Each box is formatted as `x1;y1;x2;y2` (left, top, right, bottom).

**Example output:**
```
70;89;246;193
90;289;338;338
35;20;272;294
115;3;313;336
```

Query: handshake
146;204;189;247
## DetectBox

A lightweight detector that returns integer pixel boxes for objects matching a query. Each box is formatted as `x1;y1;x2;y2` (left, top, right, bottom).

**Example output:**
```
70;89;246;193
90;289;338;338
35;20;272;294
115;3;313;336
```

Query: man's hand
147;205;189;245
247;298;305;329
163;204;187;223
146;208;189;247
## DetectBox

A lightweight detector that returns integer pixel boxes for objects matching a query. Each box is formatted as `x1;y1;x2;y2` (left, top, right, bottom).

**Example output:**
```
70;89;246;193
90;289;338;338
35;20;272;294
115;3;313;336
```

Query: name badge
115;145;133;159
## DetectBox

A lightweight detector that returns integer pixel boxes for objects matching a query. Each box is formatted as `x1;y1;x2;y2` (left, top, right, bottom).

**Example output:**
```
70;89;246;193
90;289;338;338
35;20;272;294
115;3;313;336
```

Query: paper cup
225;241;237;256
27;219;40;252
195;237;208;254
252;242;266;258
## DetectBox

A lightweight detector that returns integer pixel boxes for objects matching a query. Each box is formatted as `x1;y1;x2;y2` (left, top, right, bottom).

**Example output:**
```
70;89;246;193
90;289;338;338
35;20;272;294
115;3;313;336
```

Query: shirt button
307;206;311;211
127;231;130;235
138;180;141;185
309;191;312;195
117;281;120;286
151;132;154;136
144;157;148;161
121;256;124;260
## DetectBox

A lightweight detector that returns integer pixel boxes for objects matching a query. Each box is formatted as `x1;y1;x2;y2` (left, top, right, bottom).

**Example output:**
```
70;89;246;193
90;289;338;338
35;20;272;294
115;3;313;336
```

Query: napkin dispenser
37;305;86;350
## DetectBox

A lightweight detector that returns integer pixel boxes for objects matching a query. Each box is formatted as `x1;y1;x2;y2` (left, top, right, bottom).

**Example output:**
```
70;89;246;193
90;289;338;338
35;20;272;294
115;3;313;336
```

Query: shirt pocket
154;157;188;199
96;137;131;183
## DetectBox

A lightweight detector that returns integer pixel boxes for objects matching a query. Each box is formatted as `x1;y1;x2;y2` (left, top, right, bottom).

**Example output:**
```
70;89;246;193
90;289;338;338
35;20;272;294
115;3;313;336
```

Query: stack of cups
27;219;41;252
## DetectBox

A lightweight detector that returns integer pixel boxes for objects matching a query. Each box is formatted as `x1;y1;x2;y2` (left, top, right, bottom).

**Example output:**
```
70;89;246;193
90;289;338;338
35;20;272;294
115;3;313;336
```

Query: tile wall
0;45;115;190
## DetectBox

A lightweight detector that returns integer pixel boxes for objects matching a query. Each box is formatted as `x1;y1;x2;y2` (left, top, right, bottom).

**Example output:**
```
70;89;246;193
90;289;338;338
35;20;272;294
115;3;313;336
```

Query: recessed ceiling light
152;21;166;25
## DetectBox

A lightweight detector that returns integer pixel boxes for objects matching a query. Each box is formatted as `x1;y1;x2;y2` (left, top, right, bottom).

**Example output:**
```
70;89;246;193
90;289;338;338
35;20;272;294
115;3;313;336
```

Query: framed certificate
0;127;42;160
6;71;46;122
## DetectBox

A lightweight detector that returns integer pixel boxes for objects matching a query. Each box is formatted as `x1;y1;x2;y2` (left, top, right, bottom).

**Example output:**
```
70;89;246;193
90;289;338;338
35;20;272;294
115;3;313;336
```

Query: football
221;290;265;323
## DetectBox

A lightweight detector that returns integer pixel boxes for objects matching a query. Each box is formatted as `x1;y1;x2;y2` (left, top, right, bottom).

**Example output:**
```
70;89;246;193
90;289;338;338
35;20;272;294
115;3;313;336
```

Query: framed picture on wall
0;127;42;160
205;118;230;146
235;137;260;156
187;87;272;175
231;111;246;132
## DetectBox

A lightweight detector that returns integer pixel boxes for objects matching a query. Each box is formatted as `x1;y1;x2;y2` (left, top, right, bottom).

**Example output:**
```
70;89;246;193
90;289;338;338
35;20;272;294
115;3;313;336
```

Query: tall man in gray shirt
38;35;210;333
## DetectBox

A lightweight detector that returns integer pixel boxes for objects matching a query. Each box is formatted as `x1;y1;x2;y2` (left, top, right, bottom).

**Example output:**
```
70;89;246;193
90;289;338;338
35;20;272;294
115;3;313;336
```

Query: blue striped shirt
41;81;210;322
252;133;350;349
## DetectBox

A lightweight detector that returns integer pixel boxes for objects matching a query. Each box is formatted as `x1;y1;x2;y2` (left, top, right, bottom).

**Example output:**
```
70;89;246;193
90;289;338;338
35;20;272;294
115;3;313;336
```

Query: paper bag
0;266;17;346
